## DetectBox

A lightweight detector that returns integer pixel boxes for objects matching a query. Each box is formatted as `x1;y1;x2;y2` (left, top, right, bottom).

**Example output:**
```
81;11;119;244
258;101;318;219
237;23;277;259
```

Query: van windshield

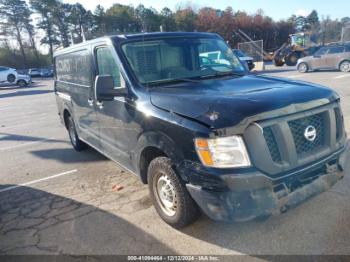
121;37;245;85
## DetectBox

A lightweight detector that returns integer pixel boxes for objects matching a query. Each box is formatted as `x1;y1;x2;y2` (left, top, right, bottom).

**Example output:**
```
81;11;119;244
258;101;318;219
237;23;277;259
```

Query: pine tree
0;0;31;66
30;0;59;61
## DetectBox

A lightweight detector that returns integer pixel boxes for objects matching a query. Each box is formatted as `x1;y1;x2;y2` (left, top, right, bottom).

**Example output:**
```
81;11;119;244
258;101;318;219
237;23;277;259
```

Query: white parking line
334;74;350;79
287;74;304;78
0;169;78;193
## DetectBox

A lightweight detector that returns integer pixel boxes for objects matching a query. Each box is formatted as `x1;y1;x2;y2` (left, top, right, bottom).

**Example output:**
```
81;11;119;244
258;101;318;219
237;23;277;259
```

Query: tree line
0;0;349;69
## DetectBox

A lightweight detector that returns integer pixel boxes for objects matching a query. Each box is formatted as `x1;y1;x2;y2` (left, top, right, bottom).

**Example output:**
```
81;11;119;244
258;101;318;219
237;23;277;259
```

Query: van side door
310;47;329;69
93;45;134;169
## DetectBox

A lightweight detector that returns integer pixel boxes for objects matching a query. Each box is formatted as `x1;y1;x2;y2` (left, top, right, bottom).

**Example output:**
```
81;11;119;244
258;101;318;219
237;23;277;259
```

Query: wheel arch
63;108;71;130
136;131;185;184
298;61;309;71
338;59;350;70
16;79;27;86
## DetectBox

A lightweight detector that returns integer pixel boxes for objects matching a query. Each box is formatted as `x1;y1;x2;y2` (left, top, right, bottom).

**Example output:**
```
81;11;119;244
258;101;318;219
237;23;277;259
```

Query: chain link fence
341;26;350;43
237;40;264;62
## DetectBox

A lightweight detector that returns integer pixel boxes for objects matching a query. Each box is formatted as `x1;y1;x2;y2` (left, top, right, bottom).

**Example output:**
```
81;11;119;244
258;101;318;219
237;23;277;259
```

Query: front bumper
17;75;32;85
183;144;349;221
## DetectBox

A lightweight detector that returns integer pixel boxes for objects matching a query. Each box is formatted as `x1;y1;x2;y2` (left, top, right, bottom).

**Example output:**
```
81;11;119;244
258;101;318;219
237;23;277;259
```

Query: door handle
88;99;94;106
96;101;103;109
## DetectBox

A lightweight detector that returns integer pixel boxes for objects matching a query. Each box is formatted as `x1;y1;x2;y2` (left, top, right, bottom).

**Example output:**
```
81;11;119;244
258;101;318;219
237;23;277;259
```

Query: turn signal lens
195;139;208;148
195;139;213;166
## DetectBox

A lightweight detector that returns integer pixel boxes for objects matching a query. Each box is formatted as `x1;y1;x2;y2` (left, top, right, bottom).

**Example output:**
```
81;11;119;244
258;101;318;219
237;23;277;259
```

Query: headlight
195;136;251;168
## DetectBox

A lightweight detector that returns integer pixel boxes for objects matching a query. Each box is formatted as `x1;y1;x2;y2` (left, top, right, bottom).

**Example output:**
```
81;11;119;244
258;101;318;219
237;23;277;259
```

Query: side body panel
324;46;345;69
309;55;326;69
91;42;136;171
54;46;100;148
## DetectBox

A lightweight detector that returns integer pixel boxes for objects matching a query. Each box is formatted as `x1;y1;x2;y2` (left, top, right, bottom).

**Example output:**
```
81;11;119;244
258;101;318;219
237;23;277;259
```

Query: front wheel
297;62;308;73
17;80;27;87
148;157;200;228
339;60;350;72
67;115;87;151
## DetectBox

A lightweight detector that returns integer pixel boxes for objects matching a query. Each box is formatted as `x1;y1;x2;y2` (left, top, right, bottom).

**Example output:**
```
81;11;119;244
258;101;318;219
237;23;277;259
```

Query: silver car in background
297;44;350;73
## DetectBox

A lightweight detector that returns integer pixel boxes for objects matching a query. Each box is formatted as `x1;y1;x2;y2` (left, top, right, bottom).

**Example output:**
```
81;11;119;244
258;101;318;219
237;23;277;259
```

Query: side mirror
95;75;127;101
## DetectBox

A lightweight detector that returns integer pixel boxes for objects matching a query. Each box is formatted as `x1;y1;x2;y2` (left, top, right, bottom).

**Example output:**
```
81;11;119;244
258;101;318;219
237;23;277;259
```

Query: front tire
17;80;27;87
339;60;350;72
67;115;87;151
148;157;200;228
297;62;308;73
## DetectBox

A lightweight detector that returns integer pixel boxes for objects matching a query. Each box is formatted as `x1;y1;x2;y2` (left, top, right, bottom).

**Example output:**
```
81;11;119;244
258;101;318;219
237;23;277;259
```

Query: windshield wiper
146;71;244;86
199;71;245;79
147;78;200;86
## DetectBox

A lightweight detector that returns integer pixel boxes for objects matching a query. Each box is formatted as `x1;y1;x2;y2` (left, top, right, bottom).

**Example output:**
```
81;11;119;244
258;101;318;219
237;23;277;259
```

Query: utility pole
70;31;74;45
82;27;86;42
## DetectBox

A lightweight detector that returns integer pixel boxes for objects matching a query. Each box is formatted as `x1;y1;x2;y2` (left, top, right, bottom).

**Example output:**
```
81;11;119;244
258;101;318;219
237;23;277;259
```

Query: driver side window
328;46;345;54
96;47;121;87
316;48;328;56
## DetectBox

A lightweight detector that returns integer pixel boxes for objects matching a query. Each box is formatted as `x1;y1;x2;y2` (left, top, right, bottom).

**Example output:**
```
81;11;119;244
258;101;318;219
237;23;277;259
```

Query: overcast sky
63;0;350;20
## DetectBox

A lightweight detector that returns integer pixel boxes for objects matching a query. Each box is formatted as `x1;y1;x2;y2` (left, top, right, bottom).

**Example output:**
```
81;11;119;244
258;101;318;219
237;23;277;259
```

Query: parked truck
54;32;348;228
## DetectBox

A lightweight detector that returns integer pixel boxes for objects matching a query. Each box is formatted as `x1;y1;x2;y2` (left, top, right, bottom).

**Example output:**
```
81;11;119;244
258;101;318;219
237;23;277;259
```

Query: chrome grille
245;102;345;177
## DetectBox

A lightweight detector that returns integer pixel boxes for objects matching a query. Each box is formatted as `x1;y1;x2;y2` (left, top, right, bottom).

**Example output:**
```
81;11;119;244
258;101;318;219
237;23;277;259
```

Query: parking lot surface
1;68;350;256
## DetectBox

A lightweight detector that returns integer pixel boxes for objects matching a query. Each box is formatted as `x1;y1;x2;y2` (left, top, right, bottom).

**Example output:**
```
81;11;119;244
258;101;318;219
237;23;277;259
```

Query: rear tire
7;74;16;83
148;157;200;228
67;115;87;151
339;60;350;72
17;80;27;87
297;62;308;73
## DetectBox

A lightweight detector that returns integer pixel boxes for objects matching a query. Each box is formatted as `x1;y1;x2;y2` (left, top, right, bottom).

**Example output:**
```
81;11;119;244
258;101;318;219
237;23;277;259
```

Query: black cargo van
54;32;348;228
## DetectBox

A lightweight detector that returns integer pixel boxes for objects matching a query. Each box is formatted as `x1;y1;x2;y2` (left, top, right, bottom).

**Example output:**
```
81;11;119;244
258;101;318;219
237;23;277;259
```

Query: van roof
53;32;220;57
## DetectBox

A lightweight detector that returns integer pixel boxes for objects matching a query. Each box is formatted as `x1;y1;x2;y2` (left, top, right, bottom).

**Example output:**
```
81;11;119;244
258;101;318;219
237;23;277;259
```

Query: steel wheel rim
154;173;177;216
68;119;77;146
8;75;15;82
341;62;349;72
299;64;306;72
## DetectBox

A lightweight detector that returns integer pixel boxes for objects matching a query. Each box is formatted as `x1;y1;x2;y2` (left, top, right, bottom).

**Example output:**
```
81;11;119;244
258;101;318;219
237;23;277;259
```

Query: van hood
150;75;338;130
